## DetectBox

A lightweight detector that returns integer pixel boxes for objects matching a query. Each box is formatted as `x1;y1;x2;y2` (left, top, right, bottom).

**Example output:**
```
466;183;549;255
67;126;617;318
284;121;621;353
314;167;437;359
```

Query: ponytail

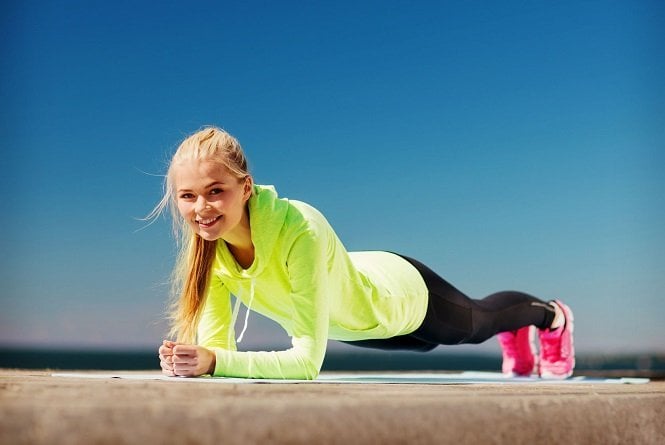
169;233;217;343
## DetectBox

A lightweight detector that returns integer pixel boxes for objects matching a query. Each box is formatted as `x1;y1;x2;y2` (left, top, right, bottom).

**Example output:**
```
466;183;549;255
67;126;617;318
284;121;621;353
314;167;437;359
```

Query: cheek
230;196;247;216
176;202;192;219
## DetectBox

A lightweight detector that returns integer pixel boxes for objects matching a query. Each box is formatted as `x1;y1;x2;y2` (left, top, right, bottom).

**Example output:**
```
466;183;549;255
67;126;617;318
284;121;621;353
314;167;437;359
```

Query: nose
194;196;210;213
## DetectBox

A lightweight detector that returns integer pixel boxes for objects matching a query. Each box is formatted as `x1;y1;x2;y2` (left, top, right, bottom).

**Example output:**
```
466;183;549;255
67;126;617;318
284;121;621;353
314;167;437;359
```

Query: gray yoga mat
51;371;650;384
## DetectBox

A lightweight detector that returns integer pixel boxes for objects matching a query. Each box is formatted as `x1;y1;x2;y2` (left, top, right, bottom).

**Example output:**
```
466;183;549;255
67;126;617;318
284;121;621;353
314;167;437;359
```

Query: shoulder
251;184;335;246
285;199;333;237
287;198;326;222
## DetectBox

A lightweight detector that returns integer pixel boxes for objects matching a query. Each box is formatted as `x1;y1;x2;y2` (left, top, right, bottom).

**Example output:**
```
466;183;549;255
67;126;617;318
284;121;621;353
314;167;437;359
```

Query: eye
210;188;223;195
179;193;195;200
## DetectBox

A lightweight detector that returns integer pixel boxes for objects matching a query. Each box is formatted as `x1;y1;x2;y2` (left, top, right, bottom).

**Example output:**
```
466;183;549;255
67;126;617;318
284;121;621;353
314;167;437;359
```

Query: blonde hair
147;126;251;343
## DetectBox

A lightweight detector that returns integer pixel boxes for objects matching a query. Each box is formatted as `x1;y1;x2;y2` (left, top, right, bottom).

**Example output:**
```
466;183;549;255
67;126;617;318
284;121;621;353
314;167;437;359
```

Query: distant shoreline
1;347;663;378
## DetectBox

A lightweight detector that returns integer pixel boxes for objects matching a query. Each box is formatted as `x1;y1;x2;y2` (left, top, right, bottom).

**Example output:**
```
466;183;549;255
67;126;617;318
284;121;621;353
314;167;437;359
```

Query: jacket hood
215;184;288;279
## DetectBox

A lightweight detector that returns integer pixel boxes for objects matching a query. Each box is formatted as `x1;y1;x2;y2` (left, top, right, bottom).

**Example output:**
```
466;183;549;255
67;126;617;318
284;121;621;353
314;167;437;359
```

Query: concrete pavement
1;369;663;444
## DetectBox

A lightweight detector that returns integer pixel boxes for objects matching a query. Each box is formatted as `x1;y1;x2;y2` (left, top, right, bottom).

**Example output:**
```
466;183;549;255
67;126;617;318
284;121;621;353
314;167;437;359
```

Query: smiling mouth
196;215;222;228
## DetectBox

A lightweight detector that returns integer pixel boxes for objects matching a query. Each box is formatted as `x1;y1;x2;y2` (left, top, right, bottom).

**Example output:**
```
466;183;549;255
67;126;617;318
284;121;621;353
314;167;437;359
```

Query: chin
199;233;222;241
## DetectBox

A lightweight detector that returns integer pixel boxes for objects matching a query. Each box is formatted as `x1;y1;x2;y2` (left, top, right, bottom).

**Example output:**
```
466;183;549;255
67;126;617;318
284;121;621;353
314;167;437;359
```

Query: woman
153;126;575;380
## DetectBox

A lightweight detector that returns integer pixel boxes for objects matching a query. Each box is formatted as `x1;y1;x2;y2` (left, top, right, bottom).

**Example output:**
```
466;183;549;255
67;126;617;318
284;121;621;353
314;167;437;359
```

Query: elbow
304;366;320;380
295;356;321;380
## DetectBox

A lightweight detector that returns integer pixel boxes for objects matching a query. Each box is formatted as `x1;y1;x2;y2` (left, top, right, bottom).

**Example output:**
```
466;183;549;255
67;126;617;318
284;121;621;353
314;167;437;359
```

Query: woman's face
173;159;252;242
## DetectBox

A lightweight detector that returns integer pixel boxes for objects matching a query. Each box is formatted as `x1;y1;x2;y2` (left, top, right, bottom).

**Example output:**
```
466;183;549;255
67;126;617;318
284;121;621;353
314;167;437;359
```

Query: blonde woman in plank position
154;126;575;380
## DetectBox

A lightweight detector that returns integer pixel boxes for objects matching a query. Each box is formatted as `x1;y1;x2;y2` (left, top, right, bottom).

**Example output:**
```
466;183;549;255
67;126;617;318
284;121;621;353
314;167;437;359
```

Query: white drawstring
229;295;242;347
236;279;255;344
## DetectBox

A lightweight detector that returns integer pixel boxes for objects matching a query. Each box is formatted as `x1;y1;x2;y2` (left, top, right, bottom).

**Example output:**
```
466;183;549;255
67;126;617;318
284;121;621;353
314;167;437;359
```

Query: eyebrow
177;181;226;192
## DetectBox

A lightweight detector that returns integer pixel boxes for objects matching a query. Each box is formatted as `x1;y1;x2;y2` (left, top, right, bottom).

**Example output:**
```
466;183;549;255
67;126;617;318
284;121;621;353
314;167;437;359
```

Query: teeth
197;216;219;225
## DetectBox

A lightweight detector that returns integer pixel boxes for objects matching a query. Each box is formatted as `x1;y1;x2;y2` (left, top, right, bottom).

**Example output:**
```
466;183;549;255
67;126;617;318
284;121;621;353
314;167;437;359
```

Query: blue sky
1;0;663;354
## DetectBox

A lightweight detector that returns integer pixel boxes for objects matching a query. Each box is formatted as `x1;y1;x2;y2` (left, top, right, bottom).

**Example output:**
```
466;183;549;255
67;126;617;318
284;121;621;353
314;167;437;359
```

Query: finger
172;364;190;375
173;355;197;366
172;345;195;355
159;345;174;356
160;360;174;372
173;356;198;368
173;365;197;377
164;340;179;348
160;357;174;367
161;368;176;377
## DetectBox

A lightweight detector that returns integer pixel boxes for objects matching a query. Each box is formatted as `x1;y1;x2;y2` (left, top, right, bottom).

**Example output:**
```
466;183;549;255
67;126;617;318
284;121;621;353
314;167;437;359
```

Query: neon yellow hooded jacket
197;185;429;379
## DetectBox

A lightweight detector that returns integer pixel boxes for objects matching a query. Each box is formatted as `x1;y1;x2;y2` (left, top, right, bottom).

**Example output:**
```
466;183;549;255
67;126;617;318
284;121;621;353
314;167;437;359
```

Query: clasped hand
158;340;216;377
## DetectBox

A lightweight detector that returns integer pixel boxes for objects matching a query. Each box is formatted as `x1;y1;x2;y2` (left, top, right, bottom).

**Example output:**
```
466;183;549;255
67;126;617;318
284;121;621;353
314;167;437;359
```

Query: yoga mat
51;371;650;385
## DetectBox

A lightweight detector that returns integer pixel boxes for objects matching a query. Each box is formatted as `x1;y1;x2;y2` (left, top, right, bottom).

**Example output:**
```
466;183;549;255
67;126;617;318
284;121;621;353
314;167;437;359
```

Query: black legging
343;254;556;352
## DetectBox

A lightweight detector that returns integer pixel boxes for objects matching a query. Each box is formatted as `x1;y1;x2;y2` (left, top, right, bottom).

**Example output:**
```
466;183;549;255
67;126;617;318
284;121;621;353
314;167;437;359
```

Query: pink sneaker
538;300;575;379
497;326;537;377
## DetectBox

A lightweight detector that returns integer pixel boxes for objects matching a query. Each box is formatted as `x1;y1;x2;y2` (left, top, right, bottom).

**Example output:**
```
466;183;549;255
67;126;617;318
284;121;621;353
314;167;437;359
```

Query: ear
243;176;253;201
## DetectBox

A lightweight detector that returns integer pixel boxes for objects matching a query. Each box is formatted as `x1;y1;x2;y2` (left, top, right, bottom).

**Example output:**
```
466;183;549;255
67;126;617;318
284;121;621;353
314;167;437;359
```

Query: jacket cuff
208;347;229;377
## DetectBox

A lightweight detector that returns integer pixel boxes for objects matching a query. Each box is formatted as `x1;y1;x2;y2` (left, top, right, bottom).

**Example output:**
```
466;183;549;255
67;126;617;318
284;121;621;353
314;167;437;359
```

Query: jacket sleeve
209;227;330;379
197;274;237;351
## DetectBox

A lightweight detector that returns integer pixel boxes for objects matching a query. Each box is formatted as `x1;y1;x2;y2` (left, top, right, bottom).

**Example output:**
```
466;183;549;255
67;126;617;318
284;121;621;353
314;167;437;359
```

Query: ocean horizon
1;346;663;378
